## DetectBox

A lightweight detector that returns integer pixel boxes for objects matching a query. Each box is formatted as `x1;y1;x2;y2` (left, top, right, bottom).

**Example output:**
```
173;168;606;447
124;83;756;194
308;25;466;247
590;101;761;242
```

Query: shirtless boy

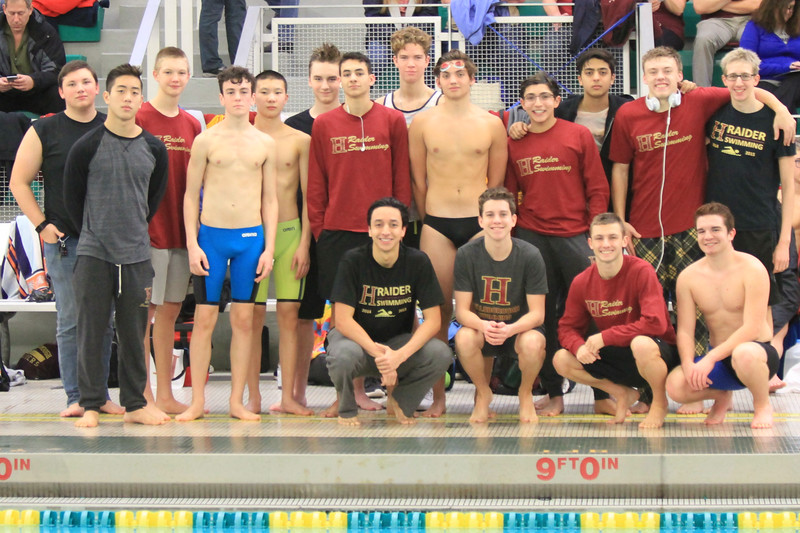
380;26;441;248
282;43;341;409
555;213;680;428
136;47;202;414
177;66;278;422
250;69;313;416
666;203;780;429
409;50;508;416
454;187;548;423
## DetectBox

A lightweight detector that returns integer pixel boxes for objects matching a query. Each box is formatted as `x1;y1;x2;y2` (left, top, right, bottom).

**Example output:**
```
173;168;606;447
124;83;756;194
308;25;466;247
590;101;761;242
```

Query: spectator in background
650;0;686;49
740;0;800;109
0;0;66;114
692;0;762;87
199;0;245;76
32;0;106;30
265;0;298;54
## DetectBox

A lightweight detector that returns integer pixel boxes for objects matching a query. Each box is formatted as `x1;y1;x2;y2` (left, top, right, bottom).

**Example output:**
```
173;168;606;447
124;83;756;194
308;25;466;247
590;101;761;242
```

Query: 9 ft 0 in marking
535;456;619;481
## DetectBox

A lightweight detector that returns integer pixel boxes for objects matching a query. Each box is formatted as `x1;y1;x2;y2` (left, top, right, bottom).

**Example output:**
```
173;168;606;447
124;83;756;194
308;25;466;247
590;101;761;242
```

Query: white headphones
645;91;681;111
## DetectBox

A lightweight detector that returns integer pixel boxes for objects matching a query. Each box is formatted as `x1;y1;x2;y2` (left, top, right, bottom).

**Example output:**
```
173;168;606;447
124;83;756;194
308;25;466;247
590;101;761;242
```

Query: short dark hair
695;202;735;231
340;52;373;74
576;48;616;76
433;50;477;78
590;212;625;235
255;69;287;91
106;63;142;91
478;187;516;216
59;60;97;88
519;72;560;99
308;42;341;74
367;197;409;228
217;66;255;94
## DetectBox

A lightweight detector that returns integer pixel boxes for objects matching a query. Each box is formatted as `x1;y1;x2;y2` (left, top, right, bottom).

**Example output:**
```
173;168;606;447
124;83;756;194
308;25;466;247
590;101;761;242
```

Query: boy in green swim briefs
250;69;314;416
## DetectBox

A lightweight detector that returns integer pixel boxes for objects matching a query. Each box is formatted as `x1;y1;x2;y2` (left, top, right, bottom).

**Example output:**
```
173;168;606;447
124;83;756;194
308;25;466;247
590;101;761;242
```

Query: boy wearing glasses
705;48;796;393
408;50;507;417
505;72;609;417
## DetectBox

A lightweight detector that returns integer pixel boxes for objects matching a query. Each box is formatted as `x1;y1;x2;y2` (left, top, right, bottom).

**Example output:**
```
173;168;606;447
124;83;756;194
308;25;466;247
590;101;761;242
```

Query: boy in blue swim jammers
177;66;279;422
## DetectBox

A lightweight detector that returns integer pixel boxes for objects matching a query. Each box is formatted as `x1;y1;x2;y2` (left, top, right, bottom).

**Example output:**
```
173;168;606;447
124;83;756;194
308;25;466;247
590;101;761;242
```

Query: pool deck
2;376;800;513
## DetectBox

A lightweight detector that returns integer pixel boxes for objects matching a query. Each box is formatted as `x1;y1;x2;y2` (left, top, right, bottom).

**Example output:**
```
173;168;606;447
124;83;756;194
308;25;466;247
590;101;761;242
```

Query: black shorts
583;337;679;389
316;230;371;301
734;230;780;306
481;325;545;358
298;237;326;320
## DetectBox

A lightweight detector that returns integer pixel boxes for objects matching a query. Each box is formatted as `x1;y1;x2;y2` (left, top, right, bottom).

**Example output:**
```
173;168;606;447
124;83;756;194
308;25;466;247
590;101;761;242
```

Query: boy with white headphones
608;46;795;413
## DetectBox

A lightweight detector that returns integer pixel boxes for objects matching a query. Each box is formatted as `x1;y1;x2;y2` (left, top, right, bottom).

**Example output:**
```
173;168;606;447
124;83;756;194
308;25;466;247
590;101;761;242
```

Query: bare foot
751;402;773;429
593;398;616;416
677;401;704;414
270;398;313;416
387;396;416;425
534;394;551;409
60;403;84;417
704;393;732;425
356;394;384;411
630;401;650;414
519;394;538;424
230;403;260;422
246;396;262;415
419;398;446;418
100;400;125;415
175;404;206;422
469;389;493;423
607;387;639;424
338;415;361;426
320;399;339;418
769;374;786;393
75;410;99;428
639;403;667;429
154;397;187;415
536;395;564;416
124;405;170;425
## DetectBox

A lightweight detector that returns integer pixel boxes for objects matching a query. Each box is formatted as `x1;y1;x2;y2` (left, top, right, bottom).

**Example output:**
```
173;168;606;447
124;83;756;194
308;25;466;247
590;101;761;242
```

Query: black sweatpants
75;256;153;412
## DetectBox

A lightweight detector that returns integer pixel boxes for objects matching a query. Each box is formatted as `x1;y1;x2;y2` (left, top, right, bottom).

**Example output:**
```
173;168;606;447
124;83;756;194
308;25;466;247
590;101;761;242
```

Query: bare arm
611;162;639;251
486;117;509;189
753;88;796;144
662;0;686;15
675;271;698;367
256;136;279;282
775;155;795;272
292;134;312;280
408;114;429;220
9;128;63;243
184;133;210;276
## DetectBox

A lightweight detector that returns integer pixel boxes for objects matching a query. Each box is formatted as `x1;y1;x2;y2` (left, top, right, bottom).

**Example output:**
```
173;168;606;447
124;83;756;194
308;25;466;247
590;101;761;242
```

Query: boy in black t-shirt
453;187;548;424
326;198;452;425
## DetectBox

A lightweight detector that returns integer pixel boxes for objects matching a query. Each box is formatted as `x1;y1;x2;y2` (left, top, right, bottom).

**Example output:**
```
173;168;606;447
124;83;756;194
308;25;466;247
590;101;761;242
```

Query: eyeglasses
795;158;800;168
439;59;466;72
523;93;555;103
723;73;755;81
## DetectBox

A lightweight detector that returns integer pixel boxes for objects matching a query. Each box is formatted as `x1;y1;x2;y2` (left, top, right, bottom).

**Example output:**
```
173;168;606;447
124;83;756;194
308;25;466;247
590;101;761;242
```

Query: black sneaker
202;67;224;78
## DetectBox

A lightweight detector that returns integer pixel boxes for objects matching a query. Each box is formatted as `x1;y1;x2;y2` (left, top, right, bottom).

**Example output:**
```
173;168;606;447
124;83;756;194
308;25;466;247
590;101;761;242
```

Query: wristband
35;220;50;234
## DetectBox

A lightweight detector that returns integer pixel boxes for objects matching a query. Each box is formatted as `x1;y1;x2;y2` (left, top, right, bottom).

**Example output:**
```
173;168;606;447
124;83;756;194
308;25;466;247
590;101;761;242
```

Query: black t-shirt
331;243;443;342
285;109;314;136
33;111;106;237
706;104;795;231
453;237;548;323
